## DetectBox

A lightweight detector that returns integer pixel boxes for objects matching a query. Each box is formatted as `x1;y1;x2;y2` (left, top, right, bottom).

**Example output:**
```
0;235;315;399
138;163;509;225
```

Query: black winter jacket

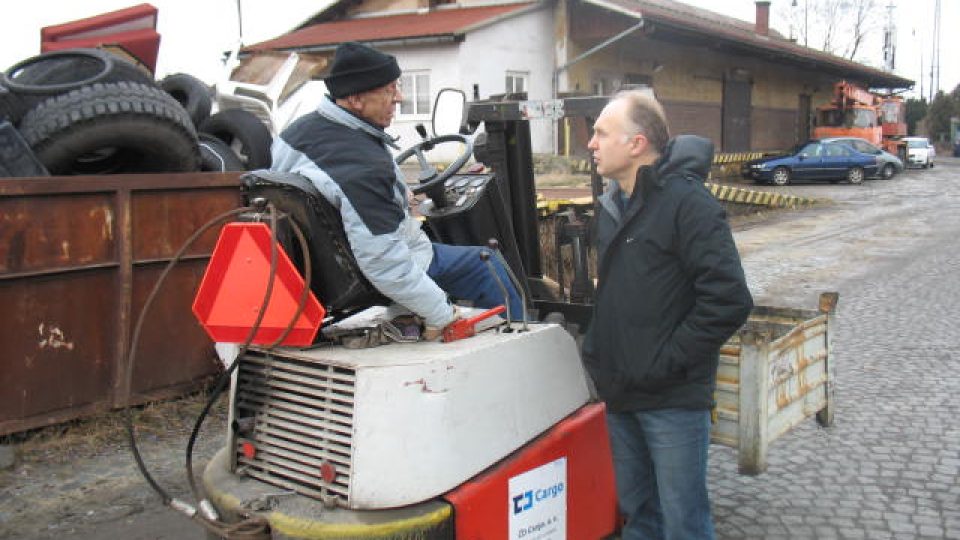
583;135;753;413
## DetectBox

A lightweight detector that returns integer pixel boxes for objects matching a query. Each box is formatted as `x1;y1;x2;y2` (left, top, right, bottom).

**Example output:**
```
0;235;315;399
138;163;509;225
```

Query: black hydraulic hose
125;200;313;539
184;205;314;518
124;205;253;507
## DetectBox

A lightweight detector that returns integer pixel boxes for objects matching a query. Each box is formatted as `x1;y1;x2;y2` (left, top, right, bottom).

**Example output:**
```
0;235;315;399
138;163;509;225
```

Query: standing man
270;42;522;339
583;90;753;539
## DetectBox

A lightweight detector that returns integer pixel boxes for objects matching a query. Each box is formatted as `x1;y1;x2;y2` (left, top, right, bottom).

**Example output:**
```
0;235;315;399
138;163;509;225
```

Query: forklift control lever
485;239;529;332
442;305;506;342
480;249;513;332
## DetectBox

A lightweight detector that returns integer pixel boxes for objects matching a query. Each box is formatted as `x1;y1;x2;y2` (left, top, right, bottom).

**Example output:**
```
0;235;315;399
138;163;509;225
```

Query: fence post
816;292;839;427
738;328;771;475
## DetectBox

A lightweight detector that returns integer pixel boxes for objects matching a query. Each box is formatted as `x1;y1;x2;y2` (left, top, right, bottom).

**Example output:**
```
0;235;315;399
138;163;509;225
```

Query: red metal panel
444;402;618;539
127;262;220;397
132;188;238;261
0;193;116;275
0;271;118;433
40;3;160;72
0;172;242;435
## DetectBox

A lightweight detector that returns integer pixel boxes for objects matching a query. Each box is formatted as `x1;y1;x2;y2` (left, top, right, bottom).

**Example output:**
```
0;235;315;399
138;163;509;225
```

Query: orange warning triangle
192;222;324;347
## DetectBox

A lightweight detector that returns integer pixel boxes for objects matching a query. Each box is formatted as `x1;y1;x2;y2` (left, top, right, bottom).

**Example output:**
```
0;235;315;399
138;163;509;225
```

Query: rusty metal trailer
0;172;241;436
713;292;838;474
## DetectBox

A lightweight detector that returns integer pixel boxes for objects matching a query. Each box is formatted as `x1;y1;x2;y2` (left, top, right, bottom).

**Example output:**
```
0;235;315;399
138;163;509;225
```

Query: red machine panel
444;402;618;539
40;3;161;73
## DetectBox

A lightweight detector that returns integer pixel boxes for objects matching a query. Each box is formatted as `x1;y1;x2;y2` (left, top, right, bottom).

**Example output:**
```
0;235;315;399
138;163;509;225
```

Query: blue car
742;140;880;186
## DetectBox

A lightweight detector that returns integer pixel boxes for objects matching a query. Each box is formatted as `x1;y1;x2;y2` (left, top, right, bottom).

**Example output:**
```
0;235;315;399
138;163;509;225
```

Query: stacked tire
1;48;199;175
1;48;275;177
158;72;273;172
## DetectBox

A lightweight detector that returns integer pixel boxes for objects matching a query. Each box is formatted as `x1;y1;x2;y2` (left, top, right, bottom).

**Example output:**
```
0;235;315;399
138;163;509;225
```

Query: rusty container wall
0;173;242;436
710;292;838;475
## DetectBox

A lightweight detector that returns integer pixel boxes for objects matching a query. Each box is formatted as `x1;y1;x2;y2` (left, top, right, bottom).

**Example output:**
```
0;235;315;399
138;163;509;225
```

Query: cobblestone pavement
1;160;958;539
710;158;960;539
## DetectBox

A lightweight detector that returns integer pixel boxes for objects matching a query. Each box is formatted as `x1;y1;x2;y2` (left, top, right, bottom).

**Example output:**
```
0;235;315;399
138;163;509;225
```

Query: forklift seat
239;170;389;320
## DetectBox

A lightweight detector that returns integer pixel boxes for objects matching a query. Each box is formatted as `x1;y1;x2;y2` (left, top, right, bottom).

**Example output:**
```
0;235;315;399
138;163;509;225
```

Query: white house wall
460;6;555;154
383;7;556;165
383;43;463;164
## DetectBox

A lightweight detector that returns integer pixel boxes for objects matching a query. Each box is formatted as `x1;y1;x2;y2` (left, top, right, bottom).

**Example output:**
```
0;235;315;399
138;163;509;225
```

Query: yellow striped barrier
551;152;778;173
534;183;816;217
712;152;767;165
704;182;816;208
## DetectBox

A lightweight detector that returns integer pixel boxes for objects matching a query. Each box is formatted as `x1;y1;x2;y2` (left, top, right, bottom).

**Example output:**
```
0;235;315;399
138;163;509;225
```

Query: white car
903;136;935;168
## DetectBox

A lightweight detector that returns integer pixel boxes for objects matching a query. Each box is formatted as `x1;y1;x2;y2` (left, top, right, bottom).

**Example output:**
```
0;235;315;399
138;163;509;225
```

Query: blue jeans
606;408;715;540
426;243;524;321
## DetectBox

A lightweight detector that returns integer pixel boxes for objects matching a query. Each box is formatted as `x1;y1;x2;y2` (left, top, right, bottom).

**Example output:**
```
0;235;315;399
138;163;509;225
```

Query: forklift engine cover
225;323;591;510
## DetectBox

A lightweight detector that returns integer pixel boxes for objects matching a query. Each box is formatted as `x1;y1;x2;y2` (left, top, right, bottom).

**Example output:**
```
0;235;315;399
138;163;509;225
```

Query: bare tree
816;0;844;55
774;0;883;62
843;0;880;60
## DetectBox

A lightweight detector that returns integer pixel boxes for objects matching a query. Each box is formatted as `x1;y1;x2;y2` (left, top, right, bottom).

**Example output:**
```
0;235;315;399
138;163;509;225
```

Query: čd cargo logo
512;482;565;514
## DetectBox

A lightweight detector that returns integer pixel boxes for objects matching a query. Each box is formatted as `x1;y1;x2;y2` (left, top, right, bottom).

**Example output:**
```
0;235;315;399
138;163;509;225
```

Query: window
849;140;879;155
505;71;529;94
399;71;430;116
799;143;821;156
824;143;850;157
847;108;876;128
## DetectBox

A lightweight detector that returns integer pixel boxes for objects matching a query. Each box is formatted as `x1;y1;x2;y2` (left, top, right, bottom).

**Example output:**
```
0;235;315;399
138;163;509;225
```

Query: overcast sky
0;0;955;98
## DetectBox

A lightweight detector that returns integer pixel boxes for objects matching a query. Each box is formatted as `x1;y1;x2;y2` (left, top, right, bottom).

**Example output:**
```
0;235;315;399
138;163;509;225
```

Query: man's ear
343;93;365;111
628;133;648;158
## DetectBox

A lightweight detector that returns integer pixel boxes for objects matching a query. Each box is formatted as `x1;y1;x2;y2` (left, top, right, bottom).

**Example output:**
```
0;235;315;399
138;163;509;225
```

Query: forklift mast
464;96;607;323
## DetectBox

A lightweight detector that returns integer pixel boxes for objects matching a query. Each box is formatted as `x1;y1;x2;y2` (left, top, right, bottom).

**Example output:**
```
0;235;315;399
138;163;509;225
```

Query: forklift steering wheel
395;134;474;196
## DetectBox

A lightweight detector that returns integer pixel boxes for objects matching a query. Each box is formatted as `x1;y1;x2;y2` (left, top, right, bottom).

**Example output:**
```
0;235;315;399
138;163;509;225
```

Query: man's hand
422;306;461;341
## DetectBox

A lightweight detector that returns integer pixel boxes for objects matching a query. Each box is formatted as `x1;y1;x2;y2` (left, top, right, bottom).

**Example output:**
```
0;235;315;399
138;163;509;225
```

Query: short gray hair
614;89;670;155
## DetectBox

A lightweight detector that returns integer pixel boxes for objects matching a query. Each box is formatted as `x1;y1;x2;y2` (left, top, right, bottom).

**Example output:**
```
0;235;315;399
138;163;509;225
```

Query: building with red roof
242;0;913;155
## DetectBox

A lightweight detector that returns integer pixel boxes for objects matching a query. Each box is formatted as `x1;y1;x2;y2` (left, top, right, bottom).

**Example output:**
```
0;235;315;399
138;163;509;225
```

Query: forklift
188;92;619;539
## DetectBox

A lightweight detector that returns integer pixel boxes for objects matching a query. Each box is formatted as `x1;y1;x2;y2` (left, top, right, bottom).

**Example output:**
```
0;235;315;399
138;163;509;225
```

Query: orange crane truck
813;80;907;161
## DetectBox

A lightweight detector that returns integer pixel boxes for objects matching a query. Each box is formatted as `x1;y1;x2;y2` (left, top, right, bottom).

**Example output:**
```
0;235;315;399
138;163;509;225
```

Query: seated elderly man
270;41;522;339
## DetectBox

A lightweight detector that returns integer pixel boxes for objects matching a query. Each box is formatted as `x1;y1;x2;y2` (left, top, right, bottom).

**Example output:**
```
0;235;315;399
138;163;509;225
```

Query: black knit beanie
325;42;401;99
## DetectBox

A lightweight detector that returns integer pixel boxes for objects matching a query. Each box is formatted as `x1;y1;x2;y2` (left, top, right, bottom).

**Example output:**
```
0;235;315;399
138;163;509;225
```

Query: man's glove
422;305;461;341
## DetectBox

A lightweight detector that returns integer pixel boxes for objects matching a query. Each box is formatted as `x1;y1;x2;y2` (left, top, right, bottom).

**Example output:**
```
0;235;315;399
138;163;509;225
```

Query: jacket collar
316;96;401;150
598;134;714;224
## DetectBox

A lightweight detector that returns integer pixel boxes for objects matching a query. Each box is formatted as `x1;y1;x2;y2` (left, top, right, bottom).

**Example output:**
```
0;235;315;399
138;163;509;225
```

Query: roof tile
246;3;533;51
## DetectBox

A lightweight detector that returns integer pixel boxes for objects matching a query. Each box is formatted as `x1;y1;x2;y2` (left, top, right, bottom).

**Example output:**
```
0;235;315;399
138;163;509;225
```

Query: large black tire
0;83;27;125
160;72;212;128
3;48;154;92
199;108;272;170
2;49;156;119
0;120;49;177
19;81;200;175
199;133;244;172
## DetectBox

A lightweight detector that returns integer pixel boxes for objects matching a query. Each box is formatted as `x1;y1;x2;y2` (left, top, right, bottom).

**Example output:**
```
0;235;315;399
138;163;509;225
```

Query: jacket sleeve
341;198;456;327
654;186;753;375
270;137;456;327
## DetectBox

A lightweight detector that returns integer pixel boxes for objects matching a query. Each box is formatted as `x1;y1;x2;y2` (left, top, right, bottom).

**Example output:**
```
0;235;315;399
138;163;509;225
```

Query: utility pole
236;0;244;46
930;0;940;101
882;1;896;72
